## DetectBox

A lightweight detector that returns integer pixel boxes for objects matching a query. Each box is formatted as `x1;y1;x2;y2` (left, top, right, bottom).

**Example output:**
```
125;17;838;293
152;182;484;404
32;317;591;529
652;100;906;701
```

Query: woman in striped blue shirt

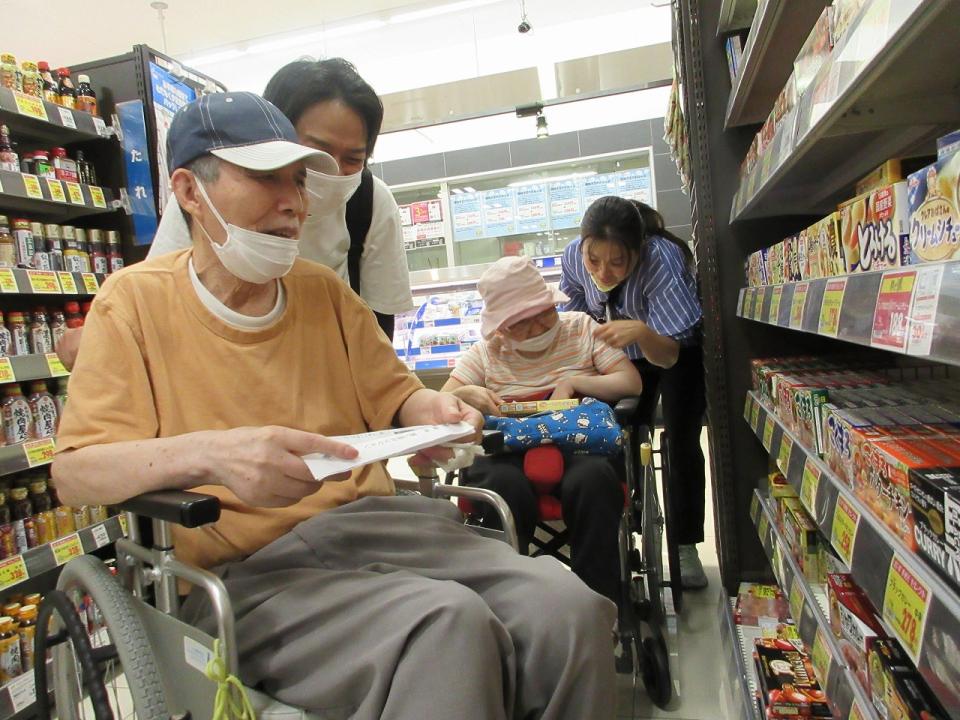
561;196;709;589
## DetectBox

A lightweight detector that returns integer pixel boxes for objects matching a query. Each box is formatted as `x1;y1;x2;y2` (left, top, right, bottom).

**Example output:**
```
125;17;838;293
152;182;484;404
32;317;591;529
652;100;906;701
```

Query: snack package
769;471;797;500
830;0;869;46
938;129;960;160
780;498;821;583
499;399;579;417
856;159;904;197
734;583;791;626
868;639;950;720
827;573;886;693
805;213;842;278
794;7;834;98
906;150;960;265
839;181;911;273
909;467;960;592
754;638;831;718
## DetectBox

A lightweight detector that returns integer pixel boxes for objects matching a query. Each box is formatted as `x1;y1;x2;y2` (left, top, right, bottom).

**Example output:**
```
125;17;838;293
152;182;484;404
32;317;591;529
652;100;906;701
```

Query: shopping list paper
302;422;475;481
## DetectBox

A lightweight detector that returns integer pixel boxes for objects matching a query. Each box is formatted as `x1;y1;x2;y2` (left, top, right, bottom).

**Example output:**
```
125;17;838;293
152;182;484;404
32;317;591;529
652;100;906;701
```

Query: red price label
871;270;917;351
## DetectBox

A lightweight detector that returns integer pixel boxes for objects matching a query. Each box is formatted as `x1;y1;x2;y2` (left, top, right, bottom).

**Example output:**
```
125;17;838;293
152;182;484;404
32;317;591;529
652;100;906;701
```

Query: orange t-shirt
56;249;423;570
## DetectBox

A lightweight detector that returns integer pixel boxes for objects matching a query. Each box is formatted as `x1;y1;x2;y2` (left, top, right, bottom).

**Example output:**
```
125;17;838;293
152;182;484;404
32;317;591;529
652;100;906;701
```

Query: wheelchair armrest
614;397;641;425
120;490;221;528
481;430;504;454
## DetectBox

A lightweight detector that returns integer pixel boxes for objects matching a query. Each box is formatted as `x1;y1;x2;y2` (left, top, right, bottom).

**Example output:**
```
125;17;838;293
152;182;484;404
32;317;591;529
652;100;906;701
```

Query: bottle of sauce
16;604;37;672
2;604;20;629
0;491;16;558
53;378;68;423
28;310;53;355
72;505;90;530
0;125;18;172
56;68;75;109
0;616;21;683
11;219;34;267
0;55;20;91
19;151;34;176
106;231;123;273
75;75;98;116
89;230;108;274
28;480;55;545
20;62;41;99
30;222;50;270
32;150;54;179
9;487;34;552
62;227;83;273
27;381;57;439
50;310;66;348
37;62;58;104
64;301;84;328
75;151;93;185
50;147;79;182
75;229;92;272
0;312;11;358
88;505;108;524
44;224;64;271
0;216;16;268
7;312;29;356
3;386;32;445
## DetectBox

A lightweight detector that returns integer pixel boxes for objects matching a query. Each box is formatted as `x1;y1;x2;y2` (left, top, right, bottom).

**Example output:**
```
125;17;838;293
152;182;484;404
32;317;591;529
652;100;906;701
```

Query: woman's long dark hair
580;196;694;267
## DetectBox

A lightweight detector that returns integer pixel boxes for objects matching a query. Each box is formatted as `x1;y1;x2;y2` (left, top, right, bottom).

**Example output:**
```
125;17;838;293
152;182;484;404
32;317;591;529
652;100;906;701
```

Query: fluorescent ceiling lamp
388;0;503;24
186;48;246;67
508;171;596;188
464;186;477;193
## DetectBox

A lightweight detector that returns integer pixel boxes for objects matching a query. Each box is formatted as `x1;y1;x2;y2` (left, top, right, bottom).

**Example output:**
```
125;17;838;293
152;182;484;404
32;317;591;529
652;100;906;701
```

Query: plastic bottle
106;231;123;273
50;147;79;182
0;616;21;683
27;381;57;439
0;313;10;358
30;222;50;270
7;313;29;356
55;68;75;109
9;487;34;553
72;505;89;530
62;227;84;273
16;604;36;672
75;150;95;185
2;604;20;628
50;310;66;349
11;219;34;267
2;386;32;445
0;55;20;91
0;125;18;172
28;309;53;355
44;224;64;272
32;150;54;179
0;491;15;558
64;301;84;329
75;75;98;116
53;377;68;419
89;230;108;274
28;480;55;545
20;62;41;99
37;62;58;104
75;229;92;272
0;217;16;268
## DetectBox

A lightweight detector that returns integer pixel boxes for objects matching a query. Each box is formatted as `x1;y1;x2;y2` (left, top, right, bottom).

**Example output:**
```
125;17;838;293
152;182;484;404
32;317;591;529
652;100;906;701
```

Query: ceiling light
388;0;502;24
464;186;477;193
451;188;464;194
536;113;549;139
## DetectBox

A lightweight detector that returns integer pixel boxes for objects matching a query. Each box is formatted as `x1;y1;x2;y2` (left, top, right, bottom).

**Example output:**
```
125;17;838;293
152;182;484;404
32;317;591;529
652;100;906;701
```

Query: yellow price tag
800;459;821;516
0;268;17;293
22;173;44;200
751;399;761;432
778;434;794;474
743;289;754;319
45;353;69;377
750;493;761;524
89;186;106;208
0;357;14;384
23;438;56;468
750;289;762;320
65;181;84;205
818;277;847;337
46;178;67;203
789;577;804;621
57;271;78;294
769;285;784;324
744;394;753;422
51;534;83;565
13;91;48;121
0;555;28;591
27;270;60;294
118;514;129;536
882;555;931;662
811;628;832;686
81;273;99;294
762;415;775;451
831;494;860;566
758;513;770;548
790;282;810;329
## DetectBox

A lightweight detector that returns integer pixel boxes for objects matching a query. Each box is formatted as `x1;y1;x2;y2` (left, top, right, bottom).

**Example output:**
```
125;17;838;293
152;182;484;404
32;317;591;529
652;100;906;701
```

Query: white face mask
195;180;300;284
508;320;561;353
304;168;363;219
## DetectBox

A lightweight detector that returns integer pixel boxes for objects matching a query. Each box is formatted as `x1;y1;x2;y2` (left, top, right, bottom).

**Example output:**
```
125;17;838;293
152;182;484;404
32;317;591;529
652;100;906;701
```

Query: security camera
518;19;531;33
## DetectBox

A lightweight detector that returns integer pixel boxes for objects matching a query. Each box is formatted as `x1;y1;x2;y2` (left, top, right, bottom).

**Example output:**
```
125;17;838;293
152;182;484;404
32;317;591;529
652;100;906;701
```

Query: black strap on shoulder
345;167;375;294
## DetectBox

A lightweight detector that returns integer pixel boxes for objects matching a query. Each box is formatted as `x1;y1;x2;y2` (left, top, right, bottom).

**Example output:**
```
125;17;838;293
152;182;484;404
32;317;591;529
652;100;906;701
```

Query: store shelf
745;391;960;716
717;593;762;720
0;353;69;384
717;0;759;35
737;260;960;367
750;490;879;720
0;659;52;720
0;88;111;146
0;438;55;478
731;0;960;220
0;169;118;221
724;0;828;128
0;268;103;296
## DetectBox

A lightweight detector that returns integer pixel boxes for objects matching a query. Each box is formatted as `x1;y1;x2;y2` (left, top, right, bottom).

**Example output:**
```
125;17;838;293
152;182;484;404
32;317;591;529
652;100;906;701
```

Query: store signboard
398;205;413;226
149;61;196;213
482;188;517;237
116;100;159;246
580;172;619;209
618;168;653;204
515;184;549;233
451;192;483;241
549;180;581;230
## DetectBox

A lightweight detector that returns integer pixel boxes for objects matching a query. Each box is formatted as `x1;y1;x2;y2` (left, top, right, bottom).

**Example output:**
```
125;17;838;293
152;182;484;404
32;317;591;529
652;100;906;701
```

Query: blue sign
515;184;549;233
149;62;197;212
580;172;619;209
618;168;652;204
482;188;517;237
117;101;159;246
549;180;581;230
451;192;484;241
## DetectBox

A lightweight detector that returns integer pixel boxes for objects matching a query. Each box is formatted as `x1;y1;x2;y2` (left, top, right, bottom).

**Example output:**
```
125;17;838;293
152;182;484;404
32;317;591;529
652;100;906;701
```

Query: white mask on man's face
195;180;300;284
303;168;363;219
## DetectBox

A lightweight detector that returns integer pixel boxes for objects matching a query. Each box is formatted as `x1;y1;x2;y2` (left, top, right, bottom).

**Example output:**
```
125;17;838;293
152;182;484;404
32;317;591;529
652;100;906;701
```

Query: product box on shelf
725;34;744;85
855;159;903;197
780;497;822;583
827;573;886;694
908;467;960;592
754;638;831;718
906;150;960;265
867;639;950;720
830;0;869;46
772;74;798;128
794;7;834;98
822;405;886;482
938;129;960;160
839;181;911;274
769;471;798;500
735;582;791;626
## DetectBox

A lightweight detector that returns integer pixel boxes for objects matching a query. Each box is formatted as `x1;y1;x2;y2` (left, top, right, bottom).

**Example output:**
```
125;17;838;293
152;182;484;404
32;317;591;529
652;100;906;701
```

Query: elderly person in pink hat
442;256;642;601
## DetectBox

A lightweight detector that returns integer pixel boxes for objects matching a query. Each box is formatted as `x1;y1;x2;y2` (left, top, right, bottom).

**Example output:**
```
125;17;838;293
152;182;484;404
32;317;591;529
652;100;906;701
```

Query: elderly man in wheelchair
44;92;618;720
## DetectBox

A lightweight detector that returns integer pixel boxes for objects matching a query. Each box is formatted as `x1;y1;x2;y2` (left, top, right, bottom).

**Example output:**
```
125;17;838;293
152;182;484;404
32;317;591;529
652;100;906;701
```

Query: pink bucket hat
478;256;569;340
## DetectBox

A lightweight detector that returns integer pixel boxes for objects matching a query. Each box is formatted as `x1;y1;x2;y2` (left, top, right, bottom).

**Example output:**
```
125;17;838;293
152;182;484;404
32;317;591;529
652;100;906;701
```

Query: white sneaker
679;544;708;590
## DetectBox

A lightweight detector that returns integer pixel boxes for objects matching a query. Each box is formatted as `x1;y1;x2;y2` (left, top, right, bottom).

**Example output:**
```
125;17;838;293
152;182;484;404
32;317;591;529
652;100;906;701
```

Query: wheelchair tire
52;555;169;720
641;631;672;708
641;458;666;625
658;432;684;613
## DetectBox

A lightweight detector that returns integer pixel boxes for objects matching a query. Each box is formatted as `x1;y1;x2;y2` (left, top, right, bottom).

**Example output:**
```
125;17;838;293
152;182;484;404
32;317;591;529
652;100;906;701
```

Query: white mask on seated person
506;320;561;353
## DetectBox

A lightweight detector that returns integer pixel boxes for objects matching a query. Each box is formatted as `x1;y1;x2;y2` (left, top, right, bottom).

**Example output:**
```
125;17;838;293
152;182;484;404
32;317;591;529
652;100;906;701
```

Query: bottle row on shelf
0;56;97;116
0;301;89;358
745;131;960;287
0;216;121;274
0;124;97;184
1;378;67;447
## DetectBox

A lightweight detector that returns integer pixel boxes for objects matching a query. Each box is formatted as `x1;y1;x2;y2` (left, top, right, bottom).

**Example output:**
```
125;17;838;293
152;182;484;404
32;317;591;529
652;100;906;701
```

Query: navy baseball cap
166;91;338;175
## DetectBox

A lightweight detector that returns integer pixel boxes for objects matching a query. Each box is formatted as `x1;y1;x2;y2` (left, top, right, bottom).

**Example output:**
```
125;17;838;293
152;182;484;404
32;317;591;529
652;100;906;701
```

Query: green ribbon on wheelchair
205;639;256;720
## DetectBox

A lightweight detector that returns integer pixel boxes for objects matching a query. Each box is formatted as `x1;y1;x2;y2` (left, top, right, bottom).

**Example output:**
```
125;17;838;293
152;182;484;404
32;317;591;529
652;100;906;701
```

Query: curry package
839;181;910;273
906;145;960;265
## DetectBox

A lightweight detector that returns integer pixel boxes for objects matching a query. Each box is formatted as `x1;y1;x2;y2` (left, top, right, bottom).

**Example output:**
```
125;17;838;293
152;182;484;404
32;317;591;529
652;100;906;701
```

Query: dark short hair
580;195;693;266
263;58;384;159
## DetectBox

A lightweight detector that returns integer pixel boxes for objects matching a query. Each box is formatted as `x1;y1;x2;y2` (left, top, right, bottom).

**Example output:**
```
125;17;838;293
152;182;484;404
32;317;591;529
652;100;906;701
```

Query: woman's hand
550;377;579;400
451;385;504;416
593;320;645;349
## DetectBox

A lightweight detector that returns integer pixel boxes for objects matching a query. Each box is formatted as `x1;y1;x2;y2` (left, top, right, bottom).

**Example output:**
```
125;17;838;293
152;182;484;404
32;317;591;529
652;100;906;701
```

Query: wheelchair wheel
658;432;684;613
641;626;672;708
641;453;666;625
46;555;168;720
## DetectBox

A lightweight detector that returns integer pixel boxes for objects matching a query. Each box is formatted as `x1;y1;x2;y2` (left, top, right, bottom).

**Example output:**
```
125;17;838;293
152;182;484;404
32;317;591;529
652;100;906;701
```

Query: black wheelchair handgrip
614;397;641;425
481;430;504;454
120;490;221;528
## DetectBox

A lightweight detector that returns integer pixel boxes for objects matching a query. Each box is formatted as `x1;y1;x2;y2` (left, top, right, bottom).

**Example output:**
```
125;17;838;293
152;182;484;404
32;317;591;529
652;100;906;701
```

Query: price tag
23;437;56;468
118;513;129;536
57;271;78;294
744;394;754;423
906;264;945;356
27;270;60;294
92;116;108;136
742;289;753;319
92;523;111;548
0;268;17;293
22;173;44;200
831;494;860;566
45;353;69;377
769;285;784;324
871;270;917;351
762;415;775;451
882;554;931;662
58;106;77;129
758;513;770;548
849;699;867;720
0;357;13;384
13;90;48;121
89;186;107;208
0;555;27;590
789;577;804;622
46;178;67;203
52;534;83;565
750;493;760;524
81;273;99;294
751;400;761;433
811;628;833;686
778;434;794;474
818;277;847;337
737;288;746;315
790;282;809;329
65;181;85;204
7;668;36;713
800;459;821;516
